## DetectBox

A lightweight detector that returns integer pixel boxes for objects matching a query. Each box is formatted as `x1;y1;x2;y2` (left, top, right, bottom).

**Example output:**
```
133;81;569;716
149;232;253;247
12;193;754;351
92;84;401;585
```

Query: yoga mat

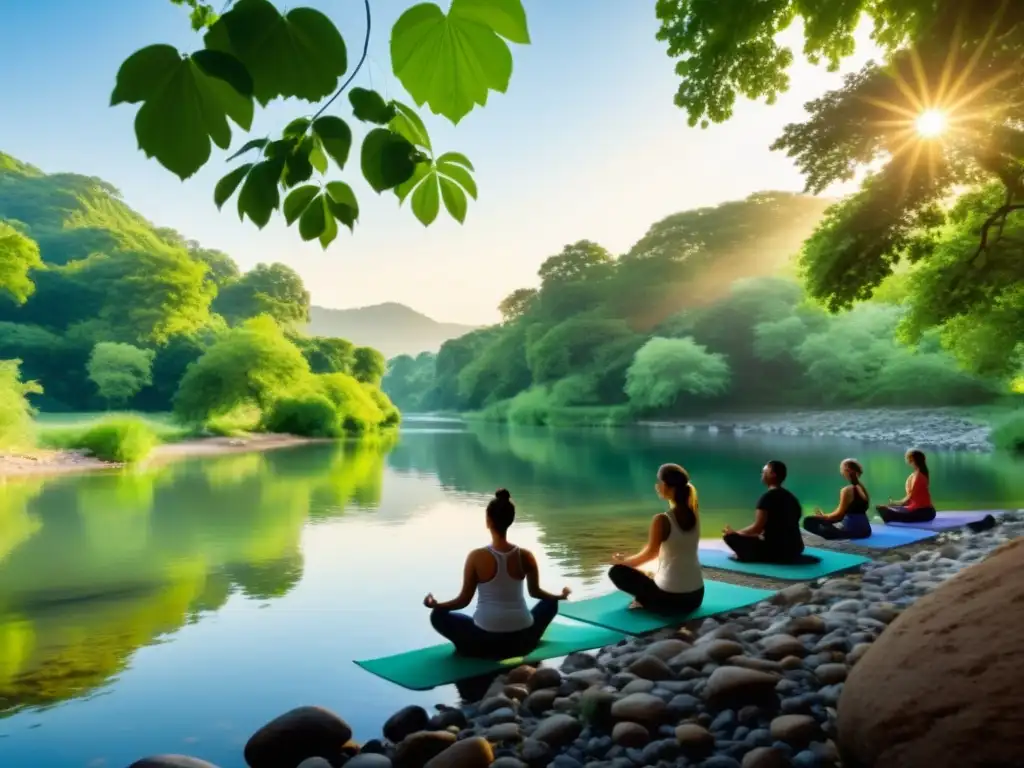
698;543;871;581
355;622;626;690
805;523;937;549
556;580;775;636
883;509;1009;531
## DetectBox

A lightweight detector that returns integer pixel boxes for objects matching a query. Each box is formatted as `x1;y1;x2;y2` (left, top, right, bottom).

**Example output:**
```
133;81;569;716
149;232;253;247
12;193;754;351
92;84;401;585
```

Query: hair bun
495;488;511;502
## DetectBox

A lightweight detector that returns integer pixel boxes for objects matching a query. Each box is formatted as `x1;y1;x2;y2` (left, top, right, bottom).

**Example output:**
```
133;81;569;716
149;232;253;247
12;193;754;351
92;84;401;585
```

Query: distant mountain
306;302;479;358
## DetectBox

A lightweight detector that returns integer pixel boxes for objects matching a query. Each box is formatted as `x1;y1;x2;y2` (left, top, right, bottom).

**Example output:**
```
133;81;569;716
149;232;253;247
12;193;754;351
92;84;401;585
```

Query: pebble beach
130;512;1024;768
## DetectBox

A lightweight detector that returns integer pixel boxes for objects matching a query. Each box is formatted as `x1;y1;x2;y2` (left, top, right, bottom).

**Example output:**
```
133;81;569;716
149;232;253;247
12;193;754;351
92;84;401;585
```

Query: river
2;418;1023;767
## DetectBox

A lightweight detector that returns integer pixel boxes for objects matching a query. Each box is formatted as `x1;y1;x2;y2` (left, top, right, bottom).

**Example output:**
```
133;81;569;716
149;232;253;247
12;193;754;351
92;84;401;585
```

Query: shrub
317;372;386;434
69;417;158;463
263;394;341;438
0;360;41;451
991;411;1024;454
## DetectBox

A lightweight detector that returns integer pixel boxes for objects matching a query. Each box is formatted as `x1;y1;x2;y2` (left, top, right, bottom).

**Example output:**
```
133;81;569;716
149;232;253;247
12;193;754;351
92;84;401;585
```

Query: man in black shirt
722;460;808;563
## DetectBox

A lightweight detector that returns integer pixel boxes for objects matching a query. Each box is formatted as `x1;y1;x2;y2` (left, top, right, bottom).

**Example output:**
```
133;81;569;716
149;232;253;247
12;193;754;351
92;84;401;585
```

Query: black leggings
430;598;558;659
877;505;936;524
803;516;871;541
723;532;816;564
608;564;705;615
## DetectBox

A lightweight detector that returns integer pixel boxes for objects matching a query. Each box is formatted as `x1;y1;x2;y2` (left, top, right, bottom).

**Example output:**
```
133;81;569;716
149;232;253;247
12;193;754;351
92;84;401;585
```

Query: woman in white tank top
424;489;571;659
608;463;705;614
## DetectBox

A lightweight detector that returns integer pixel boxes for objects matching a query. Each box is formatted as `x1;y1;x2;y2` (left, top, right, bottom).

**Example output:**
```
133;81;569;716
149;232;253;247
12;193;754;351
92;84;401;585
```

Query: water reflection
0;439;393;717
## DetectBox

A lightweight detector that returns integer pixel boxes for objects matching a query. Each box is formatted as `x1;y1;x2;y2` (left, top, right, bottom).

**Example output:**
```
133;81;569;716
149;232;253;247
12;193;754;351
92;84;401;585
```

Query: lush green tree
656;0;1024;368
526;317;636;384
351;346;386;385
188;245;240;288
382;352;437;411
213;262;310;327
87;342;156;407
498;288;538;323
111;0;528;245
456;322;532;408
0;361;42;450
0;223;43;305
624;337;731;412
173;315;311;423
293;335;355;374
433;327;502;410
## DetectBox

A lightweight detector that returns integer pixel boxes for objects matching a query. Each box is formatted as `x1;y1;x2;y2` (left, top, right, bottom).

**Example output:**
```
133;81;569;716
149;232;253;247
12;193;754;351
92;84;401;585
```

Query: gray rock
726;655;784;673
610;693;667;723
424;737;493;768
674;723;714;755
627;654;674;681
704;667;781;710
486;722;521;741
519;737;549;763
770;714;820;746
344;756;392;768
670;639;743;668
523;689;557;715
620;678;655;694
528;667;562;691
428;709;468;732
244;706;353;768
490;759;527;768
643;638;690;660
567;668;607;688
532;714;582;747
127;758;220;768
667;693;701;718
760;634;806;660
741;746;790;768
846;643;872;666
384;706;430;743
611;721;649;747
393;731;457;768
479;696;517;715
703;755;742;768
773;584;813;606
814;663;847;685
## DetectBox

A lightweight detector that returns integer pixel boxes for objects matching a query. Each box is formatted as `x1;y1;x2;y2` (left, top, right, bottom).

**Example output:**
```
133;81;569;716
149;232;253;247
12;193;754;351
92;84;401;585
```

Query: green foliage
87;342;155;406
213;262;310;327
112;0;527;241
990;410;1024;454
61;417;159;463
262;393;342;438
498;288;537;323
173;315;312;424
381;352;438;412
351;346;387;385
624;337;731;412
0;360;42;451
391;0;530;123
294;335;355;375
0;222;43;305
316;372;397;433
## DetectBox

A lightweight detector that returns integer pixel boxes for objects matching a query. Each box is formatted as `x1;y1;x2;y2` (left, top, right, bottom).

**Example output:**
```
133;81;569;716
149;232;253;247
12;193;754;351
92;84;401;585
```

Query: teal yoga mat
699;544;871;581
557;580;775;636
355;622;626;690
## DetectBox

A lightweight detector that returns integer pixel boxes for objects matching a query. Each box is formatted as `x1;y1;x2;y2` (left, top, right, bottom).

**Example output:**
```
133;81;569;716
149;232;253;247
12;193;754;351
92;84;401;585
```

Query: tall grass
35;413;186;463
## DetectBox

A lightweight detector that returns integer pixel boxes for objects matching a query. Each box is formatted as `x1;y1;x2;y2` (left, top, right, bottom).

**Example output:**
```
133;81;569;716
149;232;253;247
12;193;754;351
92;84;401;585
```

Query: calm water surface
2;420;1023;767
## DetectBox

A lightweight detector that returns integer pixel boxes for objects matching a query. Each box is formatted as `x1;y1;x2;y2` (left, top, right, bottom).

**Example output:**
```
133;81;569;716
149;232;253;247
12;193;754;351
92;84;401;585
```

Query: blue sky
1;1;877;324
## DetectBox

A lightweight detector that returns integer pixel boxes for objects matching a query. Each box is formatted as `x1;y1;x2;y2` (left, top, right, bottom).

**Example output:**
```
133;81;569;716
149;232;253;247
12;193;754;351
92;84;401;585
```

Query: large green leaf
298;193;327;241
112;45;254;179
319;199;339;248
438;176;468;223
437;160;477;198
325;181;359;231
205;0;347;105
311;117;352;170
390;0;529;124
411;172;440;226
214;163;253;208
237;160;282;227
283;184;319;225
360;129;419;193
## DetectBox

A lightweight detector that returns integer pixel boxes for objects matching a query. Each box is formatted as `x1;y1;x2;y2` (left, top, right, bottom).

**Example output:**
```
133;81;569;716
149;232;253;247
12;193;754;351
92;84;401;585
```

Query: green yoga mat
699;545;871;581
355;622;626;690
557;579;776;636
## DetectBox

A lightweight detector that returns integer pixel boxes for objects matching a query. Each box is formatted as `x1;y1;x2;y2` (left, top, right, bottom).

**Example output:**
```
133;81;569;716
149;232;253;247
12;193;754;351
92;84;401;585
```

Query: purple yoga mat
883;509;1012;531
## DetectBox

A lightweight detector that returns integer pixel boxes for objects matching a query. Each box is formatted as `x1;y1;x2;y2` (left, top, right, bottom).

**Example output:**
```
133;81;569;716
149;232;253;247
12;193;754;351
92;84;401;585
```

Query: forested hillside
383;191;1013;423
306;303;478;358
0;151;396;443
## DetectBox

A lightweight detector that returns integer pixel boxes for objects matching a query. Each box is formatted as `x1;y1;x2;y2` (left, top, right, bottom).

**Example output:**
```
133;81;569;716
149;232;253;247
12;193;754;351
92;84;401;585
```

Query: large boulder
244;707;352;768
837;537;1024;768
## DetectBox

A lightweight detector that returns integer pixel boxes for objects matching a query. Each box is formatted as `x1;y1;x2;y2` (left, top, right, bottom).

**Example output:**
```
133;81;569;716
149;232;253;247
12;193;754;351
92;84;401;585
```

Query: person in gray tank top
424;489;571;659
608;464;705;615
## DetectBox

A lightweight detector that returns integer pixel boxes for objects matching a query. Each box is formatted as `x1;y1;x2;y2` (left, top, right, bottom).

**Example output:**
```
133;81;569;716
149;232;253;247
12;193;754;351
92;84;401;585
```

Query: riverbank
130;514;1023;768
0;433;323;477
641;406;998;452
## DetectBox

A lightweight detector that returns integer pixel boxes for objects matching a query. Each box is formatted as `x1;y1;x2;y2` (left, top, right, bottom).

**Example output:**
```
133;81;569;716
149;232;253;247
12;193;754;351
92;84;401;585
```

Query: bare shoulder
519;547;537;565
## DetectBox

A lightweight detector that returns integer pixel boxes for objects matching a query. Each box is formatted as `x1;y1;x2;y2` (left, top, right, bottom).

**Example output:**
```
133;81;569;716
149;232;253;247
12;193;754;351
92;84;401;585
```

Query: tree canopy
213;262;310;327
87;342;155;406
655;0;1024;374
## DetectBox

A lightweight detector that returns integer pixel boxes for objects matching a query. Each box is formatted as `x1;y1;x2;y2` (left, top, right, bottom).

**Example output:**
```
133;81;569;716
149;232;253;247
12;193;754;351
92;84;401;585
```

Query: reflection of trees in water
386;424;1024;581
0;440;392;716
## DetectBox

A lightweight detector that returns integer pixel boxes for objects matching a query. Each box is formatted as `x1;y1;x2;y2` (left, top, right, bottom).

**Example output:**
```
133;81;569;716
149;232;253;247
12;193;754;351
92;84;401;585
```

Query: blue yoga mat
699;544;871;581
556;579;775;636
355;622;626;690
882;509;1009;531
805;524;937;549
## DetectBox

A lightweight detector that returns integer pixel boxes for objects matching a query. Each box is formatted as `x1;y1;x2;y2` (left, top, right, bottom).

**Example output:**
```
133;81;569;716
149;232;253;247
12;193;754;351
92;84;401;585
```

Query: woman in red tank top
876;449;937;524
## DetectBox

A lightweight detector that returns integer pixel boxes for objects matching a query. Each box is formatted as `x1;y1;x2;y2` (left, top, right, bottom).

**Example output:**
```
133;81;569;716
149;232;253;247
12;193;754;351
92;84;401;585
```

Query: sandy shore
0;434;324;478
